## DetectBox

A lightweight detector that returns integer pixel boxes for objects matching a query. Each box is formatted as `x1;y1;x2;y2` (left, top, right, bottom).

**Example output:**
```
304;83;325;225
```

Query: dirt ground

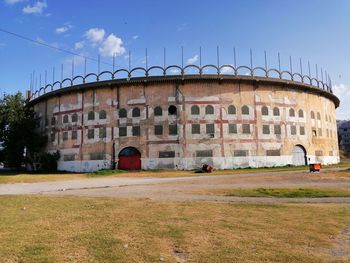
2;168;350;204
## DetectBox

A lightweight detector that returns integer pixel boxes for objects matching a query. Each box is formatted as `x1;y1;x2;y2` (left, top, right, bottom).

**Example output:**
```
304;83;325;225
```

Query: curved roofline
27;74;340;108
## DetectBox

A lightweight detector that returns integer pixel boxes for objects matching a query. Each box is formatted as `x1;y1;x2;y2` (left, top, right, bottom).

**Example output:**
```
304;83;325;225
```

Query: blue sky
1;0;350;119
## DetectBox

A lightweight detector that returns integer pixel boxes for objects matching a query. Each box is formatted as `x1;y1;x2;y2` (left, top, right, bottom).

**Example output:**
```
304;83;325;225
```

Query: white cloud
333;83;350;120
4;0;26;5
22;1;47;14
74;41;84;50
55;23;72;34
220;65;234;74
85;28;105;45
132;35;139;40
187;54;199;65
99;34;125;57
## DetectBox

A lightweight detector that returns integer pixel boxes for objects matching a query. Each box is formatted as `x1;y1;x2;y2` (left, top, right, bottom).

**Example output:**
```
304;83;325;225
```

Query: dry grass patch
200;187;350;198
0;196;349;262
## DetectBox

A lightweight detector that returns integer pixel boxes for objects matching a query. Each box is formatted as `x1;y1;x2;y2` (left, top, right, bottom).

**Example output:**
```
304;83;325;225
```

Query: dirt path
1;168;350;204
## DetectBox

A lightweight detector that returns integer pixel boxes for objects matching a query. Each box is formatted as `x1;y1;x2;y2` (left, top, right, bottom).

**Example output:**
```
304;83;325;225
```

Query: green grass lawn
0;195;349;262
214;187;350;198
1;162;350;184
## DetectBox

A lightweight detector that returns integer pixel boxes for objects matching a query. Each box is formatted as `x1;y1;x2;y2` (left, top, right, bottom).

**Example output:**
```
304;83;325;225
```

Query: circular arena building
28;63;340;172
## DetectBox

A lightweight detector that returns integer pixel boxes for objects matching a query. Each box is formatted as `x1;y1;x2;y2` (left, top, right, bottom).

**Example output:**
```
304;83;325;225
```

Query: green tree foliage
0;93;47;169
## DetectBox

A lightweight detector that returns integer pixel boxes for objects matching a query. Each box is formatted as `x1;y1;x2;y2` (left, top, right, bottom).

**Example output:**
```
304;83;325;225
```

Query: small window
261;106;268;116
50;132;55;142
234;150;248;157
159;151;175;158
312;129;317;137
266;150;280;156
168;105;177;115
99;110;107;119
298;109;304;118
87;129;94;139
300;126;305;135
274;125;281;135
45;118;49;126
289;108;295;117
318;128;322;137
154;125;163;135
63;131;68;140
72;113;78;122
99;127;106;138
132;126;140;136
317;112;321;120
273;107;280;116
228;124;237;134
119;127;127;137
132;107;140;117
196;150;213;157
119;109;127;118
51;117;56;126
315;150;323;156
192;124;200;134
63;154;75;161
154;106;162;116
90;152;105;160
205;105;214;115
191;105;200;115
242;124;250;134
72;130;78;140
291;125;297;135
262;125;270;134
228;105;236;115
88;111;95;120
206;124;214;136
242;105;249;115
311;111;315;119
63;115;69;123
169;124;177;135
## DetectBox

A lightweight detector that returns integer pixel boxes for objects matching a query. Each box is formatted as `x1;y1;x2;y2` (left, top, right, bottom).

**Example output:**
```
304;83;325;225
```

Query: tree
0;93;47;169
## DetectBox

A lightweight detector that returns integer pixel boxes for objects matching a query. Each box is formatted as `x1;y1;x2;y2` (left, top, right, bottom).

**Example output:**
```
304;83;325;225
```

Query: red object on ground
309;163;321;172
202;164;214;173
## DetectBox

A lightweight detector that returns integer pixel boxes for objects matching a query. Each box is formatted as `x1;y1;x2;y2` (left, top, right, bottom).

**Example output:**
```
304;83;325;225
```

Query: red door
118;147;141;170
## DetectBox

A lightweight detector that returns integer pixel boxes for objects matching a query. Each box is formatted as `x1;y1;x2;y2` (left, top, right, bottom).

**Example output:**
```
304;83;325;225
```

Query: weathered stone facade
30;75;340;172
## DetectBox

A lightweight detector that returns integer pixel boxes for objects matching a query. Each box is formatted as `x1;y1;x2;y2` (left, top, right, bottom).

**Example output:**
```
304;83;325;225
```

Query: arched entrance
118;147;141;170
292;145;307;166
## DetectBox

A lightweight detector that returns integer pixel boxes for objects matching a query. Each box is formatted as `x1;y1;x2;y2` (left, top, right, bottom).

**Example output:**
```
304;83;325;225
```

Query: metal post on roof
299;58;303;76
128;50;131;72
145;48;148;77
316;64;318;80
308;61;311;78
181;46;184;68
217;45;220;74
163;47;166;69
289;56;293;74
278;52;281;72
61;63;63;83
321;67;324;82
45;70;47;87
233;47;237;68
199;46;202;68
112;53;115;72
72;57;74;79
52;67;55;83
264;50;267;71
98;55;101;75
39;74;41;89
250;48;253;76
84;57;87;76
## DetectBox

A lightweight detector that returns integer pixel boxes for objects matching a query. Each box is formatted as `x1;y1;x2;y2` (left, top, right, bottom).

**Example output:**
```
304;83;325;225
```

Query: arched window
261;106;268;116
205;105;214;115
298;109;304;118
289;108;295;117
273;107;280;116
88;111;95;120
132;107;140;117
99;110;107;119
154;106;162;116
191;105;200;115
168;105;177;115
71;113;78;122
228;105;236;115
51;117;56;126
119;109;127;118
63;114;69;123
311;111;315;119
241;105;249;115
317;112;321;120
